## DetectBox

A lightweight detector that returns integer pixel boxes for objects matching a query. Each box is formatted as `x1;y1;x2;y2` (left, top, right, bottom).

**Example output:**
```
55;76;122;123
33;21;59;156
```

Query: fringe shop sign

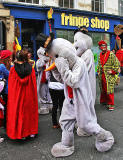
61;13;110;31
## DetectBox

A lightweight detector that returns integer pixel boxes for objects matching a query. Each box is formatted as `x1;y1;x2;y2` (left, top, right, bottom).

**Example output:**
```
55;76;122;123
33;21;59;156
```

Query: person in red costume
116;48;123;75
97;40;120;111
7;50;38;139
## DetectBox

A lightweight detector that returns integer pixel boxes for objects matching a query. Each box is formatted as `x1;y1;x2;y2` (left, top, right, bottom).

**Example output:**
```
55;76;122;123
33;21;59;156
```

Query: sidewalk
0;77;123;160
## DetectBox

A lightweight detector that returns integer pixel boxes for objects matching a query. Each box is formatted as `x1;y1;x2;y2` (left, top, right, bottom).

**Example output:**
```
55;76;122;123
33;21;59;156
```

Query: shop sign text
61;13;110;31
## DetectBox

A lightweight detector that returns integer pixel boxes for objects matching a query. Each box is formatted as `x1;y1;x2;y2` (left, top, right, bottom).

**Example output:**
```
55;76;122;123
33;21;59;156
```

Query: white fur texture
95;128;114;152
51;142;74;158
74;32;92;57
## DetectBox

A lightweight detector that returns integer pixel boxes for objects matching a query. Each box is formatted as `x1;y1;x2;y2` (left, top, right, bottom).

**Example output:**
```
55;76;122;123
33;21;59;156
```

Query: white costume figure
36;47;52;114
74;28;96;136
37;33;114;157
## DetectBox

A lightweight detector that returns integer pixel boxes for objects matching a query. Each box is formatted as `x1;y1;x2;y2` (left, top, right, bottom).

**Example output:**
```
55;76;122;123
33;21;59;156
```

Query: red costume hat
0;50;12;59
98;40;107;46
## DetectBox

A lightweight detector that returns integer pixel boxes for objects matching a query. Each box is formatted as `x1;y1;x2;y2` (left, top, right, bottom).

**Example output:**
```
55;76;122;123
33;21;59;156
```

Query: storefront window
92;0;104;13
59;0;74;8
89;32;110;71
56;30;110;72
18;0;39;4
56;30;74;43
119;0;123;16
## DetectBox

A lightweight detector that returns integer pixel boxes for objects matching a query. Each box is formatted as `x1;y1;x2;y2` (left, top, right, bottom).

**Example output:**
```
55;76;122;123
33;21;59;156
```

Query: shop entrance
21;19;45;60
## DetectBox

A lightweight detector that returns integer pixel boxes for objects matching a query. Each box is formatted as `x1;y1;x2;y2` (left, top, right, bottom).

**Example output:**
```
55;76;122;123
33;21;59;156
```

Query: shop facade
3;2;123;61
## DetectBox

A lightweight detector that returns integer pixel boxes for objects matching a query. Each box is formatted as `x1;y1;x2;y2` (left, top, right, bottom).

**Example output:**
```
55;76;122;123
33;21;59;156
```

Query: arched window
59;0;74;8
92;0;104;12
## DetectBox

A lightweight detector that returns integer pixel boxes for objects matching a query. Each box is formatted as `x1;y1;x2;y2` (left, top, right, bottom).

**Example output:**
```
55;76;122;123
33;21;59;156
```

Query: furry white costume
74;29;97;136
36;47;52;114
38;33;114;157
74;31;96;105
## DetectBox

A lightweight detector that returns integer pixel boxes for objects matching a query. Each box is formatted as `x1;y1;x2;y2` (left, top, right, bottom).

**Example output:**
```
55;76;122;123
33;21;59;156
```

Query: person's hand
107;70;112;74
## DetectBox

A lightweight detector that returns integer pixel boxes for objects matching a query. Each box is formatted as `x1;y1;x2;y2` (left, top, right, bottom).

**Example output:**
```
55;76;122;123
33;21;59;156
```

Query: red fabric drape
0;110;4;128
7;67;38;139
0;97;5;106
116;50;123;67
67;86;73;99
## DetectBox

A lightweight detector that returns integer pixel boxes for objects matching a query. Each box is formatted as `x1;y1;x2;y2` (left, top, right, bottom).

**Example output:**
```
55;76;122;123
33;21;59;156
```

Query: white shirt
49;82;64;90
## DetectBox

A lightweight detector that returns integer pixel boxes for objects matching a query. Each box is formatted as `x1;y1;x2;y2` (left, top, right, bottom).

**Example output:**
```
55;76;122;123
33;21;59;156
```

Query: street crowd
0;27;123;158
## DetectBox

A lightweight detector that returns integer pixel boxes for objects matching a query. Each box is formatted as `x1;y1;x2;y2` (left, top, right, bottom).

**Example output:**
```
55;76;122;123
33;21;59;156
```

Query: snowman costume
38;34;114;157
74;29;97;136
36;47;51;114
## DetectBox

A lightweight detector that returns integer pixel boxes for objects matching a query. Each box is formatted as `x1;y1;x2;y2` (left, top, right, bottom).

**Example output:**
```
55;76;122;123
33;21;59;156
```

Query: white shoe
0;137;4;143
51;142;74;158
30;134;35;138
38;108;49;115
95;129;114;152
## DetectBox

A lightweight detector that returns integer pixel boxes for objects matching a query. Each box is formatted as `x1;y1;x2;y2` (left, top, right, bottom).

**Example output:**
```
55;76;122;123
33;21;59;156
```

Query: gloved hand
55;57;69;75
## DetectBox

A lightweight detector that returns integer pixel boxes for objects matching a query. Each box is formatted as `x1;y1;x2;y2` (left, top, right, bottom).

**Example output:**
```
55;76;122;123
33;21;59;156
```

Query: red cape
7;67;38;139
116;50;123;67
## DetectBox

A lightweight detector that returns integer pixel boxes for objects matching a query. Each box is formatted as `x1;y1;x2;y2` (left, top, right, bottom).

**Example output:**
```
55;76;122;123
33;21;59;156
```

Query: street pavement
0;77;123;160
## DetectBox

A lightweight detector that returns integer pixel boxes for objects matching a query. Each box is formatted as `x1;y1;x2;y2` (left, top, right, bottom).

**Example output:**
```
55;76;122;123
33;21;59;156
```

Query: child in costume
36;47;52;114
74;27;97;137
37;33;114;158
97;40;120;111
7;50;38;139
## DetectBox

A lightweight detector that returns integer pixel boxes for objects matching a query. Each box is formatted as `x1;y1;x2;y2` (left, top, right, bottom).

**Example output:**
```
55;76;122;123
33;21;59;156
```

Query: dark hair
28;48;33;54
16;50;28;62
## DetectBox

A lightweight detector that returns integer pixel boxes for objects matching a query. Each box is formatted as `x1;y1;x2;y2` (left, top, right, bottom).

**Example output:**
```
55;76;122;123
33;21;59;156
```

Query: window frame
119;0;123;16
91;0;104;13
59;0;74;9
18;0;40;4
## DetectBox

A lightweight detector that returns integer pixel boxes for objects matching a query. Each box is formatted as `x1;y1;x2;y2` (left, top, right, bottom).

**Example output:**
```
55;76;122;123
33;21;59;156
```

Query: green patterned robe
97;51;120;94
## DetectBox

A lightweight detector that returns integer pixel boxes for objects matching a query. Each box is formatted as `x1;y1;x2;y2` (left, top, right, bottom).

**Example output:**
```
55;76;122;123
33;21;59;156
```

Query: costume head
37;33;77;70
98;40;107;52
74;27;92;57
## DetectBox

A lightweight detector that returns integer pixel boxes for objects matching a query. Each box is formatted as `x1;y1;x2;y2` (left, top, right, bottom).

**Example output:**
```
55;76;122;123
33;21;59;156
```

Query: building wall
75;0;91;11
105;0;118;15
42;0;58;6
0;4;14;51
1;0;119;16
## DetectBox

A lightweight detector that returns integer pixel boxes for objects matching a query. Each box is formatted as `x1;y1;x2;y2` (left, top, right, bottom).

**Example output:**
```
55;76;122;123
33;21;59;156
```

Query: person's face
100;44;107;52
28;53;32;59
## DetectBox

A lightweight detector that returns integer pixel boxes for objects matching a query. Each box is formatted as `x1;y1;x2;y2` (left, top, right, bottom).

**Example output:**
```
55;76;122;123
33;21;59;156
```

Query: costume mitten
55;57;69;76
51;130;74;157
51;142;74;158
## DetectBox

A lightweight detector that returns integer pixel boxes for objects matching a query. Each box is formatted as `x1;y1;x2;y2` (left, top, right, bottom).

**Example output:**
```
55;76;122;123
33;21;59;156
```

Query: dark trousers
49;89;65;126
